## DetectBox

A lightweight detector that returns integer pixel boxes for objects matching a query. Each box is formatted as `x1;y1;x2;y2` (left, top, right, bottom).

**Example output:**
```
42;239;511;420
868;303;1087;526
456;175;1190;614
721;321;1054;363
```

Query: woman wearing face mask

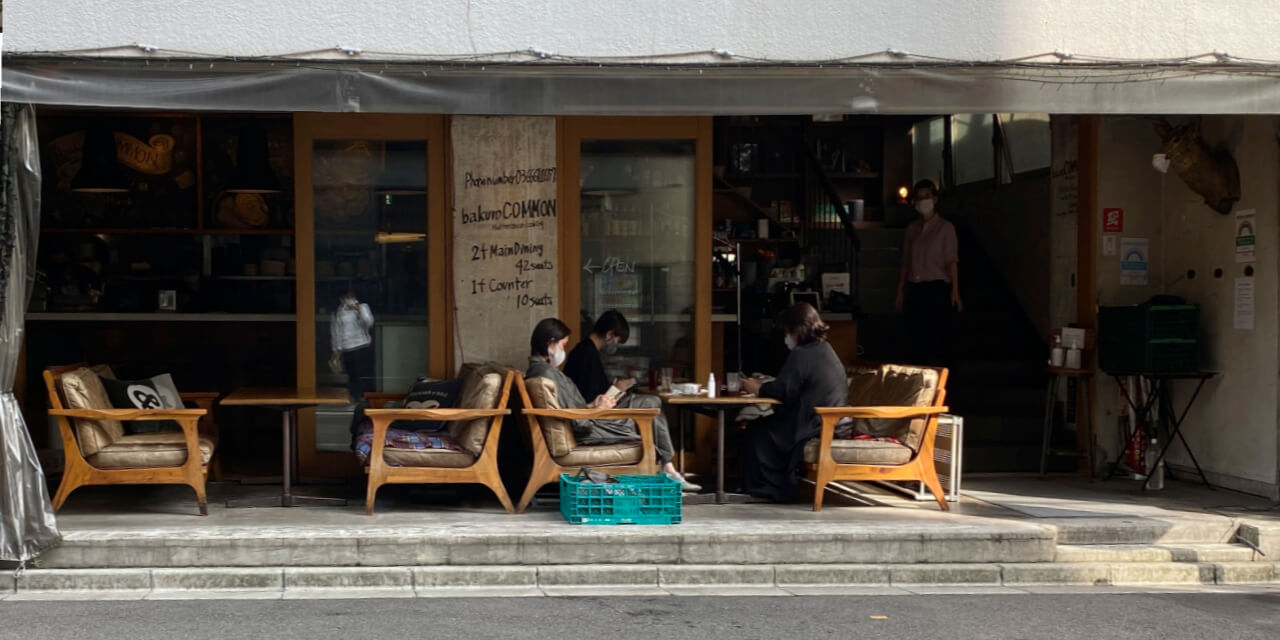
527;318;697;490
895;179;961;367
738;303;847;502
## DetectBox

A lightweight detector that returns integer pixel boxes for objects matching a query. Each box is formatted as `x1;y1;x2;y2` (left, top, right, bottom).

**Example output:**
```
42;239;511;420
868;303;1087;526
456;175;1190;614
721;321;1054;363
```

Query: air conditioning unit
875;414;963;502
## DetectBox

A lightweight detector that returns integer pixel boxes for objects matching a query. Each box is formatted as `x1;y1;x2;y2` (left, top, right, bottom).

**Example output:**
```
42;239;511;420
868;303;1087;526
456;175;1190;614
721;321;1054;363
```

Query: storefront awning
4;57;1280;114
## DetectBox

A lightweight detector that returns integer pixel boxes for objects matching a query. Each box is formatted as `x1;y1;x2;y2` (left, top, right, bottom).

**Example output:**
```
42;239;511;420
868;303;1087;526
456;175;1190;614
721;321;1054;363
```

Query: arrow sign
583;258;599;273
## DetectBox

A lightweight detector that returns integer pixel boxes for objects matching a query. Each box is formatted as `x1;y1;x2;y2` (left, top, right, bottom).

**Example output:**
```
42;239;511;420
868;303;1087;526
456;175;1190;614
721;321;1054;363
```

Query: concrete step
38;520;1056;568
8;561;1278;598
1048;516;1238;546
1055;543;1259;564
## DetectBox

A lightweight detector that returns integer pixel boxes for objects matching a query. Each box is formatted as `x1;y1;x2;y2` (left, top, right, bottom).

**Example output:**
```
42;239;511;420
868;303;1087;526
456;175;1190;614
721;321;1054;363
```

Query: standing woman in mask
895;179;961;367
739;303;847;502
527;318;696;489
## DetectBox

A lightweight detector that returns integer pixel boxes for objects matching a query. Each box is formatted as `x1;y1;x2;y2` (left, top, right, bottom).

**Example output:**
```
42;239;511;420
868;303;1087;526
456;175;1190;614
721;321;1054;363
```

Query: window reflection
580;139;696;381
312;139;429;452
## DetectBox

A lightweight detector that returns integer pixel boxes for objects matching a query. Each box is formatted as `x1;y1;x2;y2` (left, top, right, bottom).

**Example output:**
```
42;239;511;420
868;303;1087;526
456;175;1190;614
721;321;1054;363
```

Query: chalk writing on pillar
452;117;560;366
583;256;636;274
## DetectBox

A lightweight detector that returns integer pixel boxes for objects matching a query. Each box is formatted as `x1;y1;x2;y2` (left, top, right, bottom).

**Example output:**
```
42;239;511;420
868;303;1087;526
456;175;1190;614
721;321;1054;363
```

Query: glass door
560;117;713;467
294;114;447;477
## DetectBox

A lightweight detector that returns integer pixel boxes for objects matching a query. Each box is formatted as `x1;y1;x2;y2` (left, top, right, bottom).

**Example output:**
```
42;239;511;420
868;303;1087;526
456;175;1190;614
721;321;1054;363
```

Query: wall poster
1119;237;1149;286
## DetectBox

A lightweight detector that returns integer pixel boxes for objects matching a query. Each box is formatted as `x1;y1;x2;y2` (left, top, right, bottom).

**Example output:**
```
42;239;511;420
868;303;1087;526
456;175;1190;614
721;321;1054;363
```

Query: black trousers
341;344;375;402
904;280;955;368
740;417;811;503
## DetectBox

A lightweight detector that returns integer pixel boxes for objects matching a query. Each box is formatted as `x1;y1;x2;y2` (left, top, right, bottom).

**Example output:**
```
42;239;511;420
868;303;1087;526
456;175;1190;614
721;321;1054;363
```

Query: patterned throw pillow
101;377;181;434
353;422;468;466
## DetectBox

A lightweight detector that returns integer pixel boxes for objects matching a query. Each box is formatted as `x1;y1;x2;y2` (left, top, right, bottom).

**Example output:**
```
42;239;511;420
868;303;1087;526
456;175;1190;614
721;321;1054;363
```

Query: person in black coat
739;303;847;502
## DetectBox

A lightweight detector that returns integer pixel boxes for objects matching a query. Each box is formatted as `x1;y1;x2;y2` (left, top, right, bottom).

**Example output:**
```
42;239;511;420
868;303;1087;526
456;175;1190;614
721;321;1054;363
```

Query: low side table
662;393;781;504
220;387;351;508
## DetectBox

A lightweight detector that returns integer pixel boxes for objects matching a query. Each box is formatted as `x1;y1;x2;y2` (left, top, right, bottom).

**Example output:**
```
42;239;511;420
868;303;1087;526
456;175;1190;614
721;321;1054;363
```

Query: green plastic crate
1100;304;1199;341
1100;305;1200;373
559;473;682;525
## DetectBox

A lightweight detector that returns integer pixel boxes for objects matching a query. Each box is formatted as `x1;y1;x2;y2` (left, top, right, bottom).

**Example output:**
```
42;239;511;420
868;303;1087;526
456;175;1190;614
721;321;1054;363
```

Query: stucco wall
6;1;1280;62
1092;116;1279;498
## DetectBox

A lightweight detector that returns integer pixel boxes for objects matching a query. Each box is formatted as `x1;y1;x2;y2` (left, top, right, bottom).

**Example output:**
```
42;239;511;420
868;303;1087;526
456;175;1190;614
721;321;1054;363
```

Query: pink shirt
903;215;959;283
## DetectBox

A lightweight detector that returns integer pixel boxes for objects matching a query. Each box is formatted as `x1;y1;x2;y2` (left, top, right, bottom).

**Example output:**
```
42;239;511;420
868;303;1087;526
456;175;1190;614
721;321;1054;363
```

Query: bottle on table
1146;437;1165;490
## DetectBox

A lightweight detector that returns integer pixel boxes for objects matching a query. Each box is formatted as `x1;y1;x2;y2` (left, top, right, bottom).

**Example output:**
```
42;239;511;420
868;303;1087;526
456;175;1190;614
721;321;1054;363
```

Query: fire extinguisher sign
1103;208;1124;233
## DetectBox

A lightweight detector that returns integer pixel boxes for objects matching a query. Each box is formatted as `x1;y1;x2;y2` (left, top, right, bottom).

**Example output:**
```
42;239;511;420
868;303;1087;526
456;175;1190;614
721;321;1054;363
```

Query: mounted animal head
1152;117;1241;215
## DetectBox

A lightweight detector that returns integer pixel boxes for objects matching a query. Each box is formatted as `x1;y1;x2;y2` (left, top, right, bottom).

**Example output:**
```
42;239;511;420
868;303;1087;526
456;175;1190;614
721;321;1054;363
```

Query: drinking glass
726;372;741;394
660;367;674;392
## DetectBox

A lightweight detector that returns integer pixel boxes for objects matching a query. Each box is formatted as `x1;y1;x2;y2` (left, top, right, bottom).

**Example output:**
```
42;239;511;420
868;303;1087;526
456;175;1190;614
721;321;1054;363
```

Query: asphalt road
3;593;1280;639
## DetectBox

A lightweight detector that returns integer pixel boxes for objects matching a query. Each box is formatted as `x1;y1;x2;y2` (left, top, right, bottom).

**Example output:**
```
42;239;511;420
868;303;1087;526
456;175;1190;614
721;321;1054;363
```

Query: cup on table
660;368;673;392
726;372;741;394
1065;348;1082;370
1049;347;1065;368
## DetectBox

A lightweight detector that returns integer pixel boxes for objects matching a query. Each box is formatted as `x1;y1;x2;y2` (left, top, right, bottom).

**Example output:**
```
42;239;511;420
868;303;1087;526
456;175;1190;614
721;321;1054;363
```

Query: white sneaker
666;471;702;493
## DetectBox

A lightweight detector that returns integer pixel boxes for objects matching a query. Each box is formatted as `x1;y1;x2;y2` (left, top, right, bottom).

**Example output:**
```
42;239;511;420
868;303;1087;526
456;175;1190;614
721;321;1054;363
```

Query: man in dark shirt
563;310;699;492
564;310;635;400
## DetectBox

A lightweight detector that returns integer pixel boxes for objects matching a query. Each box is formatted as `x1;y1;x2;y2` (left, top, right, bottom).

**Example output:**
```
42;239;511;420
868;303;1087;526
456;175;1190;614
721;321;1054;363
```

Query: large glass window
952;114;995;185
579;139;697;381
911;116;947;187
312;139;429;452
997;113;1052;174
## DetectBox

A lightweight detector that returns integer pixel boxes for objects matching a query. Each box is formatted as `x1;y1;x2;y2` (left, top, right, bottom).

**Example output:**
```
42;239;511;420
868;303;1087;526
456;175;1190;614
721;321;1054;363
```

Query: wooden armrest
179;392;220;400
49;408;207;420
814;406;950;419
363;408;510;421
523;408;660;420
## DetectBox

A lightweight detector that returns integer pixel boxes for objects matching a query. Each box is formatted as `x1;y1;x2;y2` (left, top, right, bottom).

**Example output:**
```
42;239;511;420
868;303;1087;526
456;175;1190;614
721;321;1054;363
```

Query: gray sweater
527;357;639;446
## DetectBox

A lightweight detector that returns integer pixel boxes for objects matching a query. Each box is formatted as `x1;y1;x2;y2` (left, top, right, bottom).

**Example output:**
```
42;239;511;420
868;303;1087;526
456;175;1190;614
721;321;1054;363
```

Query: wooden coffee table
220;387;351;508
661;393;780;504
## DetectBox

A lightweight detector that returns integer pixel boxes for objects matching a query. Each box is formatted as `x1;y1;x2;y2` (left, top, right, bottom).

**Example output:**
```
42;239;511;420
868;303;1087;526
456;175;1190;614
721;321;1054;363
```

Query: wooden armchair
514;375;659;513
362;369;515;514
44;363;217;515
805;365;951;512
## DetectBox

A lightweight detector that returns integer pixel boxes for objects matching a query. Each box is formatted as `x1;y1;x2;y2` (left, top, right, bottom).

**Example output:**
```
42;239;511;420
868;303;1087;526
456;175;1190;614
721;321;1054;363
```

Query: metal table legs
228;407;349;508
1105;376;1213;490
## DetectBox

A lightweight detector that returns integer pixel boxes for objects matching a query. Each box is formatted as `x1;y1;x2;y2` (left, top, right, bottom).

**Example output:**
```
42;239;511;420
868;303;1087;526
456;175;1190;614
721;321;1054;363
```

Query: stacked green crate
1099;305;1199;373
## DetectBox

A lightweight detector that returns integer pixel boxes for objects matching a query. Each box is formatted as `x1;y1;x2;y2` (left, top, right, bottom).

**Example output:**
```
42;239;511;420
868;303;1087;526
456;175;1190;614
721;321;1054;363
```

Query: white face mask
915;198;935;217
549;346;567;367
784;334;797;351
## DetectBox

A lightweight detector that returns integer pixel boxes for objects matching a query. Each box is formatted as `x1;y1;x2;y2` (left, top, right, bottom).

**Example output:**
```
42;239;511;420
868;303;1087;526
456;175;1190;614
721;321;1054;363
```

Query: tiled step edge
1054;543;1258;564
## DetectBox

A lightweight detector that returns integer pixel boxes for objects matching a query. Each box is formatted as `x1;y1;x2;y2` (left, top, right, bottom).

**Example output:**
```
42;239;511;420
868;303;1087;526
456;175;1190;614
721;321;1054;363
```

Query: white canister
1065;348;1082;370
1049;347;1065;368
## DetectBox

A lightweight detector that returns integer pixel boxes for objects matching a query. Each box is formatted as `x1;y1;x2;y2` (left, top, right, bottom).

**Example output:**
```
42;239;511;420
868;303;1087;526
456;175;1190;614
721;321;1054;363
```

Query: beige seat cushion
804;437;913;466
451;363;511;455
58;367;124;458
87;431;217;469
524;376;577;458
382;448;478;469
554;442;644;468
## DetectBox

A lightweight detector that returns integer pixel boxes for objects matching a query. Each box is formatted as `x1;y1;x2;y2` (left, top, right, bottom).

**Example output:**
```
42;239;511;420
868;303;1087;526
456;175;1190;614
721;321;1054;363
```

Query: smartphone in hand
604;385;626;402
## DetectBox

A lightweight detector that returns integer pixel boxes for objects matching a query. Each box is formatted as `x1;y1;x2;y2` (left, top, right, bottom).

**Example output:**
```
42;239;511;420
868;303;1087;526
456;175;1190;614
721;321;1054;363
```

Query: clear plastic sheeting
0;103;61;565
4;58;1280;115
